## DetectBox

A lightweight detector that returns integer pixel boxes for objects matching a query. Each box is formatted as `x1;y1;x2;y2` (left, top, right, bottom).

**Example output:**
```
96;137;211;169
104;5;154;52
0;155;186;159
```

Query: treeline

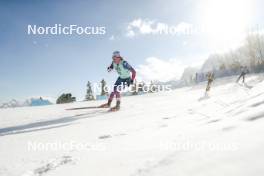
181;34;264;85
202;34;264;75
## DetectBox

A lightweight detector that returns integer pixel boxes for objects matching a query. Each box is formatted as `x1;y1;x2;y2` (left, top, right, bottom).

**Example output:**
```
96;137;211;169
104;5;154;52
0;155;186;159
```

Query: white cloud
136;57;186;82
126;19;156;37
126;18;193;38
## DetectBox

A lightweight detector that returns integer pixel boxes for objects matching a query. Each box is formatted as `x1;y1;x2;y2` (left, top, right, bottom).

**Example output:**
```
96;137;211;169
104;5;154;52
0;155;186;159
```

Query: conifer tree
100;79;108;96
86;81;95;101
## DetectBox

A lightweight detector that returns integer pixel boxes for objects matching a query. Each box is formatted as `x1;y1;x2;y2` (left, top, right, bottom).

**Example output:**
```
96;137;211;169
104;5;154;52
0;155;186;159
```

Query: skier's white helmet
112;51;121;58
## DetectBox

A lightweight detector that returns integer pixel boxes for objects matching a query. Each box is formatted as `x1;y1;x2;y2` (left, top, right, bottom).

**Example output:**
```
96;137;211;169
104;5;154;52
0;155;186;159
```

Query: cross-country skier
205;71;214;92
100;51;136;111
236;66;249;83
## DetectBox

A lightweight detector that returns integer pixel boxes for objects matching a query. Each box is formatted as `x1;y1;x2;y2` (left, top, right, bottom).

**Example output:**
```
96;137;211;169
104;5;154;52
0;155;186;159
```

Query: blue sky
0;0;263;102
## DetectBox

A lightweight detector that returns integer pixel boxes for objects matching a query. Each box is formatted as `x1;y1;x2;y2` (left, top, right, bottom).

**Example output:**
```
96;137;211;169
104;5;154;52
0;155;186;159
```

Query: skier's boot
99;99;112;108
110;100;120;111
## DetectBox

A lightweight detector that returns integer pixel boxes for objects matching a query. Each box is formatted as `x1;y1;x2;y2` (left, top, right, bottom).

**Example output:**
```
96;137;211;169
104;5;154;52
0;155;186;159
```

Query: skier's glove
130;79;134;85
107;67;112;72
127;78;134;87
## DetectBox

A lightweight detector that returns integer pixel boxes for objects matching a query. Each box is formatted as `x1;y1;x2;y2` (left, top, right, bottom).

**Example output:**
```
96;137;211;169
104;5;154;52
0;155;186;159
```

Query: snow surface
1;74;264;176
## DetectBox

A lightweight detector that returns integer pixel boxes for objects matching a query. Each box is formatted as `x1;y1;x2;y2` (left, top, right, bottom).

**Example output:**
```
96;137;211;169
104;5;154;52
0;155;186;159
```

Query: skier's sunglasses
112;56;120;60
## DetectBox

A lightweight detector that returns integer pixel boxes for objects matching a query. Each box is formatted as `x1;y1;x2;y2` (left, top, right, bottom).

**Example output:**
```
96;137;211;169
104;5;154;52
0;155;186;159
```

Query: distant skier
236;66;249;83
205;71;214;92
100;51;136;111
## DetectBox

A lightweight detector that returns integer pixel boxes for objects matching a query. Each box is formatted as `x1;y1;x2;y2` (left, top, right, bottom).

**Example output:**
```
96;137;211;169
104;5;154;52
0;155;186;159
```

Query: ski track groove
22;156;74;176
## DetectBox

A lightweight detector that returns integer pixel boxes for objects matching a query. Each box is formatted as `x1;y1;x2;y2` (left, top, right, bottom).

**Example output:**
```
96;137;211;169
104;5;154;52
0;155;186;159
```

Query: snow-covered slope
1;74;264;176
